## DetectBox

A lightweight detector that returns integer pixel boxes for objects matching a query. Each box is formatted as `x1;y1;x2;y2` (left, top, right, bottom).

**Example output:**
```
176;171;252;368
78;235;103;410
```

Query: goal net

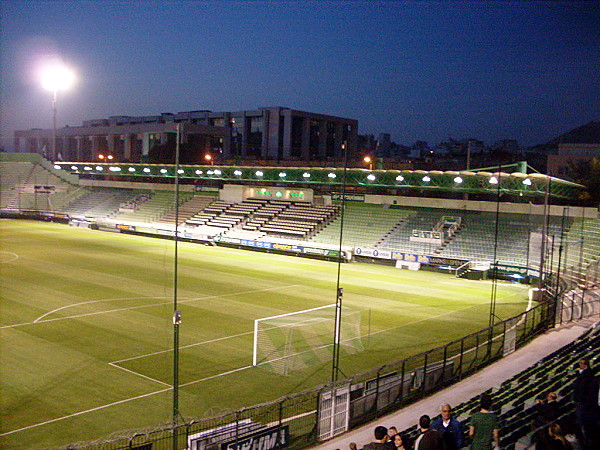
253;304;364;375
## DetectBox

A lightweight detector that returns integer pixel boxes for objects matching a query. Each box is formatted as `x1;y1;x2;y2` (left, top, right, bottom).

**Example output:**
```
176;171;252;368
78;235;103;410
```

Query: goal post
253;304;364;375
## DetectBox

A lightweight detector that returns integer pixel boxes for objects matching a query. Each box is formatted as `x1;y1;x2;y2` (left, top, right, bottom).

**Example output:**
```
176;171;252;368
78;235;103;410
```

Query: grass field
0;219;530;449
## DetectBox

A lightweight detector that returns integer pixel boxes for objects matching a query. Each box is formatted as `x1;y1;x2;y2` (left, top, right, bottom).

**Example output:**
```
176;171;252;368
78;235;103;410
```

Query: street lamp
363;155;373;170
41;62;75;161
204;153;213;165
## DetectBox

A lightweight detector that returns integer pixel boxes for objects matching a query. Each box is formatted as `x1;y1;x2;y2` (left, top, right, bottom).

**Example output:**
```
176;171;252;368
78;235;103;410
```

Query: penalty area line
108;362;172;387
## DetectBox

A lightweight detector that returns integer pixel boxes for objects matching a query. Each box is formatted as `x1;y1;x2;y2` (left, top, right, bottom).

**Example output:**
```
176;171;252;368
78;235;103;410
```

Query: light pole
363;155;373;170
41;63;75;161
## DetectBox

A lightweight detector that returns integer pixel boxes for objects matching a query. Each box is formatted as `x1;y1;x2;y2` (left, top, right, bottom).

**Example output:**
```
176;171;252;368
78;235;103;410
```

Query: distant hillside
529;120;600;153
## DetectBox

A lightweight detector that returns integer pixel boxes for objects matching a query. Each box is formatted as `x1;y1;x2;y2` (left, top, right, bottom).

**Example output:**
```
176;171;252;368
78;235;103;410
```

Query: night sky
1;1;599;151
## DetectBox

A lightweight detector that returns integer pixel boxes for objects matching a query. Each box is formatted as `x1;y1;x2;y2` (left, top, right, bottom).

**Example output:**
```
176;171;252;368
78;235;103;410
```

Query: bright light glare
523;178;532;185
328;173;336;178
303;172;310;178
489;176;498;184
53;164;61;169
256;171;263;177
454;176;463;184
234;170;242;176
367;174;376;181
40;63;75;93
422;176;431;182
396;175;404;182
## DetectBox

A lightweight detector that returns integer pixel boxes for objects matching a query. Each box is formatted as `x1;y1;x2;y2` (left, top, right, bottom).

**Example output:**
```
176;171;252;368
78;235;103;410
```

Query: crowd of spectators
339;361;599;450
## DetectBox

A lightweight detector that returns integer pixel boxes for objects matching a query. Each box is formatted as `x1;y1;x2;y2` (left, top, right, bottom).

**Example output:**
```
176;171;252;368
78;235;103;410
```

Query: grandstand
0;156;86;212
0;153;598;450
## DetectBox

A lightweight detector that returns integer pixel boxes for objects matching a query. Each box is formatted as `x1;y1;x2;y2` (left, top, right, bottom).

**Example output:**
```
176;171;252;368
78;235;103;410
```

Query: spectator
349;443;358;450
572;358;599;447
388;426;398;439
392;432;414;450
536;392;560;424
363;425;395;450
431;403;464;449
536;422;573;450
469;394;500;450
414;415;444;450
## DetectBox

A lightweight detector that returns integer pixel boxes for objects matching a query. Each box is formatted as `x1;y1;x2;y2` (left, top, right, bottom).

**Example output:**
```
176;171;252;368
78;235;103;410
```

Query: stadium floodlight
95;166;103;171
454;176;463;184
160;169;168;174
195;169;203;175
40;60;75;161
109;166;121;172
303;172;311;178
279;172;287;178
53;164;61;169
256;170;264;177
252;304;363;375
129;167;135;172
214;169;222;175
422;176;431;182
367;174;376;181
84;166;92;171
489;176;498;184
234;170;242;176
328;173;336;179
523;178;532;186
396;175;404;182
143;168;151;173
178;169;184;174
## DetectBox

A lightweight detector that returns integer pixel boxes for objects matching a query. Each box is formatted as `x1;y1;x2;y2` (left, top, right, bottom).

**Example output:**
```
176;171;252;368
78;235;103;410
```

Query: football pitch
0;219;530;449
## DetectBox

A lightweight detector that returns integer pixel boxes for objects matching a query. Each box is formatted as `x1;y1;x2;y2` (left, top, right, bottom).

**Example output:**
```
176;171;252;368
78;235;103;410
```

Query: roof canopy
54;162;586;201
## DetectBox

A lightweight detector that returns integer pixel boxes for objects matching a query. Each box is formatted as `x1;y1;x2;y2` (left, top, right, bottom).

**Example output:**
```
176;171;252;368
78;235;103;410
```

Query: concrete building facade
14;107;358;164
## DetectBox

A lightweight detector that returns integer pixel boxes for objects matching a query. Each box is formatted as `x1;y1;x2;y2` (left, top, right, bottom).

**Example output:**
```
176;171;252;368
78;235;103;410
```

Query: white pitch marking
0;251;19;263
108;362;172;387
111;330;254;364
180;364;254;387
0;363;257;437
0;285;299;330
0;386;171;437
33;296;177;323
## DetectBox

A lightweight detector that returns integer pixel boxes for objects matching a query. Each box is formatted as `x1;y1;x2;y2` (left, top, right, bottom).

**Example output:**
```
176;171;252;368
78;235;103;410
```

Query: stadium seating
156;194;216;225
110;190;193;223
61;188;144;219
310;203;410;248
398;325;600;450
0;161;88;212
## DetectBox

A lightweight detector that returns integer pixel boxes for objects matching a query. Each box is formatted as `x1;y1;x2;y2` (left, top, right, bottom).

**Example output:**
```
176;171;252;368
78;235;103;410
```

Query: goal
253;304;363;375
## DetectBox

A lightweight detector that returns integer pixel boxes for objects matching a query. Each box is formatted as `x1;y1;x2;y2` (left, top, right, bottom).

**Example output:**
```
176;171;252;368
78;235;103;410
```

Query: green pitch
0;219;529;449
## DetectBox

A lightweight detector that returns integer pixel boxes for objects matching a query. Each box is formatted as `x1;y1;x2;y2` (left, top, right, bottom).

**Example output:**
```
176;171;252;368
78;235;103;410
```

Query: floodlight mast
41;63;74;161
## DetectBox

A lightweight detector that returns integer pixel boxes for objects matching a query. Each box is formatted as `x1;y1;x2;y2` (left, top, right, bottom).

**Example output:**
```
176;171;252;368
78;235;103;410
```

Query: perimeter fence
62;294;559;450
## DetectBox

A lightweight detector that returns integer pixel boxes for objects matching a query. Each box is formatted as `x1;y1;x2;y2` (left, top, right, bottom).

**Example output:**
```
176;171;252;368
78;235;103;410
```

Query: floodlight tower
41;63;75;161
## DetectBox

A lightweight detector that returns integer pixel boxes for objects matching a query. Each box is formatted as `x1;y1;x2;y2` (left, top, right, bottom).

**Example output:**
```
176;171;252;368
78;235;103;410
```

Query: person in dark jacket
431;404;464;450
414;415;444;450
572;358;599;448
363;425;395;450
